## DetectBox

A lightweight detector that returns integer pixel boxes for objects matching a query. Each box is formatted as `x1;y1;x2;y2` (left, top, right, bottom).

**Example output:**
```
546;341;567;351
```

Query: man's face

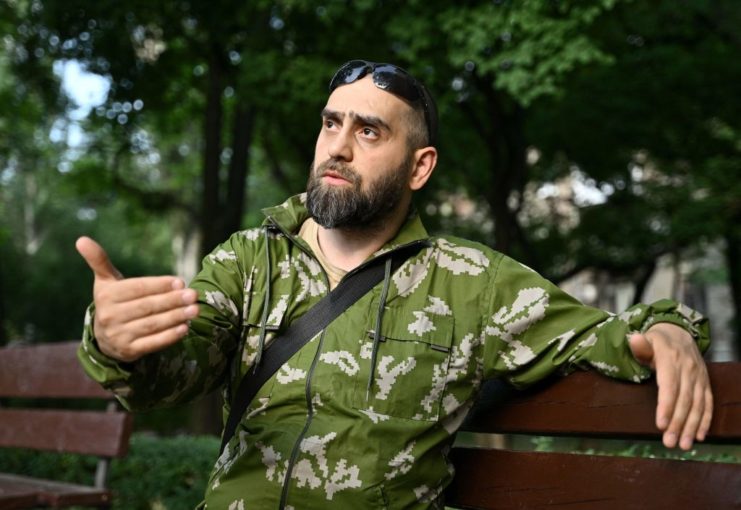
307;76;416;230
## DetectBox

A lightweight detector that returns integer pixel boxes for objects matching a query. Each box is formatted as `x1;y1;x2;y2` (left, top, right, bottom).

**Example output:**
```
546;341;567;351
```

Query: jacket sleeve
481;254;710;388
77;232;251;411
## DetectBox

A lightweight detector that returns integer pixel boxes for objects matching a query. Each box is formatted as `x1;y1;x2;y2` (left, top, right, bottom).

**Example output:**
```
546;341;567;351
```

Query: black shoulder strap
219;243;424;454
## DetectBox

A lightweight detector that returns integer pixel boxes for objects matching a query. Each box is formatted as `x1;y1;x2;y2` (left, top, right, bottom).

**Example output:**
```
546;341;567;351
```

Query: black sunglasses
328;60;437;147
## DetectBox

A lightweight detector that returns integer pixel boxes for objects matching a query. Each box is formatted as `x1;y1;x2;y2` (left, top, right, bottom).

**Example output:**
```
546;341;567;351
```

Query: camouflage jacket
78;194;709;510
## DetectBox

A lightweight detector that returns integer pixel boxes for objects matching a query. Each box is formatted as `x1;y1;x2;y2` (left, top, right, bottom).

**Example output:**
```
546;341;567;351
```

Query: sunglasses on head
328;60;437;147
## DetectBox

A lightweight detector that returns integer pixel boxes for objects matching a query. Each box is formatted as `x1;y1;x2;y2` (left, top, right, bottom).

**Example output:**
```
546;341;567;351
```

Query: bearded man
76;60;712;510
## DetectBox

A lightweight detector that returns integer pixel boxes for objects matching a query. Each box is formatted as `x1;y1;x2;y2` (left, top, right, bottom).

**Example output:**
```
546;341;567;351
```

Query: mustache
314;159;361;184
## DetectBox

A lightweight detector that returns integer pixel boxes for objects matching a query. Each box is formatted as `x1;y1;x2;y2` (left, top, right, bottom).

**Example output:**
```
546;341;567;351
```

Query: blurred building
560;246;737;362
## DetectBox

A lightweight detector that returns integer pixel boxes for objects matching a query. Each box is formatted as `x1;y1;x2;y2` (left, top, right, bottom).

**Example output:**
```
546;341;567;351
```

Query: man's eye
362;127;378;137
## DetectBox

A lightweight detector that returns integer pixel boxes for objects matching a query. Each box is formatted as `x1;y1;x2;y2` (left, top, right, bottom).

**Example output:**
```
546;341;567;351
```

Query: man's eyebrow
320;108;391;133
352;112;391;133
321;108;343;121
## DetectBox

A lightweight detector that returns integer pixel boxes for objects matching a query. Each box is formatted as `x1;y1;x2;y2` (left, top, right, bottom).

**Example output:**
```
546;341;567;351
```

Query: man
77;60;712;509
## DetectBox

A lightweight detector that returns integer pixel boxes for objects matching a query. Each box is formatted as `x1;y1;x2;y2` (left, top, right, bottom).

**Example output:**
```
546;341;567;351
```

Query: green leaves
437;0;621;105
1;0;739;350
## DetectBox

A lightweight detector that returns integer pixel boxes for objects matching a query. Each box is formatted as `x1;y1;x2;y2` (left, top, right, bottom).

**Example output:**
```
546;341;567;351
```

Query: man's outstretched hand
629;322;713;451
76;236;199;362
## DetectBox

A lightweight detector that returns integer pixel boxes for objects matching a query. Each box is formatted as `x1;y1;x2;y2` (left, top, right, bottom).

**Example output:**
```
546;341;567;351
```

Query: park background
1;0;740;507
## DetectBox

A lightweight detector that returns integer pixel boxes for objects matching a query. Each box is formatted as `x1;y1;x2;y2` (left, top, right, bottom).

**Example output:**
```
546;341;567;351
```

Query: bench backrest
447;362;741;509
0;342;133;459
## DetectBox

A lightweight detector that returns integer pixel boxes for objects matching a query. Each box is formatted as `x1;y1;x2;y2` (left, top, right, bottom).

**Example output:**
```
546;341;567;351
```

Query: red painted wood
0;409;133;457
0;474;111;508
0;342;133;508
0;477;39;510
445;448;741;510
464;363;741;442
0;341;111;399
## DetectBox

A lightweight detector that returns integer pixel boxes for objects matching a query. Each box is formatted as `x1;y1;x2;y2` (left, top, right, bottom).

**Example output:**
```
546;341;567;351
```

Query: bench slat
0;341;110;399
0;478;39;510
464;362;741;441
446;448;741;509
0;474;111;508
1;342;133;508
0;409;133;457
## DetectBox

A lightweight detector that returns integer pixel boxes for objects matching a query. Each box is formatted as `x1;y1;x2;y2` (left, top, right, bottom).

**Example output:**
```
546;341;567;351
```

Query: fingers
76;236;124;281
96;276;189;304
77;235;201;363
99;305;198;362
128;324;192;361
677;382;707;450
662;364;711;450
96;287;198;325
93;286;199;362
682;367;713;446
648;324;713;450
661;366;691;448
697;388;714;442
653;348;678;434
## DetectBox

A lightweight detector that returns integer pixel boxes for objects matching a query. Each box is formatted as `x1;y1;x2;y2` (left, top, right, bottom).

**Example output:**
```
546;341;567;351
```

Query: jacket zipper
278;327;328;509
266;216;429;508
271;217;331;509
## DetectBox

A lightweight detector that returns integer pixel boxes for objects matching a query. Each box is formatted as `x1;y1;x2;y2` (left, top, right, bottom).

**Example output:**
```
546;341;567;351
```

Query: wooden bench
446;361;741;509
0;341;133;509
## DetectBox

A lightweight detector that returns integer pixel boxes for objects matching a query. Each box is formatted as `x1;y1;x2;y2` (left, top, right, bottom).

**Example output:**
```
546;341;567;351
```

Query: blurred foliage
529;435;741;464
0;0;739;405
456;432;741;464
0;433;219;509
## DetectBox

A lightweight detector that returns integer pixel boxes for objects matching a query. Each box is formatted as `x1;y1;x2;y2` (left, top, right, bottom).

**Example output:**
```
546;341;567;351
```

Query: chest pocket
353;304;454;422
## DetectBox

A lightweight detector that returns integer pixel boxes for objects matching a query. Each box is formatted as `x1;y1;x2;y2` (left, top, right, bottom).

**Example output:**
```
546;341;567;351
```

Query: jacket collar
261;193;430;255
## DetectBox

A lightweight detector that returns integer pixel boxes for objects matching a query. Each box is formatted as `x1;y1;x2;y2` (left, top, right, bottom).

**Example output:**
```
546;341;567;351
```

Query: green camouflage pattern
78;193;709;509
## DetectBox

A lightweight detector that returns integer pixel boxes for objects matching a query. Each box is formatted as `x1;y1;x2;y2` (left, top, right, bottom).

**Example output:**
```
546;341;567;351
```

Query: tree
2;0;738;420
528;0;741;345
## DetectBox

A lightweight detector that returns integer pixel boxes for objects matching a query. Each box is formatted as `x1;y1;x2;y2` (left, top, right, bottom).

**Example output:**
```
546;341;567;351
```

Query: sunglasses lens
372;64;421;103
329;60;370;91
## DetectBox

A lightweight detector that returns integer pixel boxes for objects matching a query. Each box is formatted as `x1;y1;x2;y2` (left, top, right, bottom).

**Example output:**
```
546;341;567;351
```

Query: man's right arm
75;236;244;410
76;236;199;362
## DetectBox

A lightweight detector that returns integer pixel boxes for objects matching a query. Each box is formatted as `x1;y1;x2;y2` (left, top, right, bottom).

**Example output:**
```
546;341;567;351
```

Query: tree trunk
172;219;201;283
463;72;536;268
199;47;226;259
481;95;534;267
725;225;741;357
191;47;227;437
191;74;259;436
0;265;6;345
631;259;657;306
223;104;255;237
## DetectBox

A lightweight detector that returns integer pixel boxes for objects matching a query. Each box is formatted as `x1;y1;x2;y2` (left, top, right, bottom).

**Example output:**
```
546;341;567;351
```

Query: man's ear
409;146;438;191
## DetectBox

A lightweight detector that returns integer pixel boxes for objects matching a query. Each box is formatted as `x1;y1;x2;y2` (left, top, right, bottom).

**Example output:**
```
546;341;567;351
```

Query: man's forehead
324;76;410;121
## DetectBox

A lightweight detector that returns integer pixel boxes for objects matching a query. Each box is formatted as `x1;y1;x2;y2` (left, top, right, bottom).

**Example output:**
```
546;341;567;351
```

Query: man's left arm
629;323;713;450
481;253;712;451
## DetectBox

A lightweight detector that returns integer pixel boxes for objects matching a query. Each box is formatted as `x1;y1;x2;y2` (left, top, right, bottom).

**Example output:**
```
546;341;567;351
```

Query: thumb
75;236;123;281
628;332;655;368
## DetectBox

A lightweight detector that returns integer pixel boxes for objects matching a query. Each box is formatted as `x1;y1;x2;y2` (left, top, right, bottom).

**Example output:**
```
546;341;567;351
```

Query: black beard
306;157;411;230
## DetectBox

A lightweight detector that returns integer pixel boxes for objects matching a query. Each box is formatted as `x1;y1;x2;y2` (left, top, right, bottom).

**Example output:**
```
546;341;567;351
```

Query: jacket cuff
77;303;136;396
639;300;711;354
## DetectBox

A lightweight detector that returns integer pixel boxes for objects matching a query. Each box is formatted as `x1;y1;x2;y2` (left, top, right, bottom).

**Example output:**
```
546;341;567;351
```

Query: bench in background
446;361;741;509
0;341;133;509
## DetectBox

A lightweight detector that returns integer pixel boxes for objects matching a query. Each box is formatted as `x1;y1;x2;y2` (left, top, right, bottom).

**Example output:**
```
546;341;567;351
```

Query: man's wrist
644;322;694;348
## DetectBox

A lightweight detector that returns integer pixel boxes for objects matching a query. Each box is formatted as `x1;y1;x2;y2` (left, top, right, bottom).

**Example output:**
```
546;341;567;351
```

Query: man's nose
327;127;353;161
